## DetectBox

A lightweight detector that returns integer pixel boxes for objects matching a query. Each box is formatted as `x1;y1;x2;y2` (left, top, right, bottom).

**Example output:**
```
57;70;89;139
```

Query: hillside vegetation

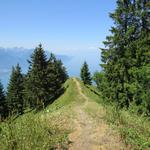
1;78;149;149
0;1;150;150
0;79;73;150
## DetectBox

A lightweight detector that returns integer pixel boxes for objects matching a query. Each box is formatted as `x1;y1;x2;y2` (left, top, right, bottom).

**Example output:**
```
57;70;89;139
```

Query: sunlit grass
0;78;77;150
105;105;150;149
0;112;69;150
1;78;149;149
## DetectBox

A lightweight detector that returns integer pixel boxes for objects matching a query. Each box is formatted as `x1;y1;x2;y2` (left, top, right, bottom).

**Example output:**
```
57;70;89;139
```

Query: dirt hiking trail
68;78;125;150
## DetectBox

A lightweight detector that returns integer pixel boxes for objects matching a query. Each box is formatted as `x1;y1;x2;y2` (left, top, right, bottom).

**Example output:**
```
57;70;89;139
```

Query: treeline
94;0;150;115
0;44;68;120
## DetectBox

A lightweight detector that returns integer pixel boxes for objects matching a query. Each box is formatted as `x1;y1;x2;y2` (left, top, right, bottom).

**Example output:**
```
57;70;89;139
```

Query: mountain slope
0;78;125;150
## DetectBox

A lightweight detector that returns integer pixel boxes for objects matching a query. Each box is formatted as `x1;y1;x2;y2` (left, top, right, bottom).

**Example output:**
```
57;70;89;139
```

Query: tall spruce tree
46;53;68;104
80;61;92;85
46;54;60;102
7;64;24;115
24;45;68;109
55;59;68;85
0;81;7;119
24;44;48;109
134;0;150;114
100;0;150;113
93;71;108;93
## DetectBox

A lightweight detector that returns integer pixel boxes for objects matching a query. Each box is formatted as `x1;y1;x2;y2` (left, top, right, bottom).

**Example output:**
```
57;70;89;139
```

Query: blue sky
0;0;117;86
0;0;116;54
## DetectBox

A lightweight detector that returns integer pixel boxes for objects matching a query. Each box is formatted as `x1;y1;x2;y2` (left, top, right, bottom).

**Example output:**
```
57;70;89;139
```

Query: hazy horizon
0;0;116;53
0;0;116;87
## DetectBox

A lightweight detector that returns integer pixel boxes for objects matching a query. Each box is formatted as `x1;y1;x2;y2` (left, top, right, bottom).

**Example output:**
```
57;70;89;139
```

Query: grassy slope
77;79;150;150
0;78;150;150
0;78;78;150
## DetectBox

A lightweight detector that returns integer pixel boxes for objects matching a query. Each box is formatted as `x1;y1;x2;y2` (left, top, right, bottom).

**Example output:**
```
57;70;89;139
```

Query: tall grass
0;79;77;150
105;105;150;150
0;112;69;150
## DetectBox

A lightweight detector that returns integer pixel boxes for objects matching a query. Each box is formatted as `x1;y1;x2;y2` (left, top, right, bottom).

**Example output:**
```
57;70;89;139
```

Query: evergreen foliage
46;53;68;103
7;64;24;115
93;71;109;99
95;0;150;115
24;44;68;110
1;44;68;119
24;44;48;109
0;81;7;119
80;61;92;85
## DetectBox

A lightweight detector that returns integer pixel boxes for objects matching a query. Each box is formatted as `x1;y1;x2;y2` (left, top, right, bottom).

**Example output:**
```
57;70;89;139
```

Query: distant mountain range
0;47;72;88
0;47;101;89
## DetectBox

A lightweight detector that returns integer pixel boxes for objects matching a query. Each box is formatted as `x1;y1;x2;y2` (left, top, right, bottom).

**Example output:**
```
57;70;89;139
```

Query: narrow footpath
69;78;125;150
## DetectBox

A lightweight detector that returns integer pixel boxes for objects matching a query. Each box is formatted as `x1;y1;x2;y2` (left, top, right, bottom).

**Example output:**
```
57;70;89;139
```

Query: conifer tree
134;0;150;114
46;53;68;104
46;53;58;102
7;64;24;115
100;0;150;113
0;81;7;119
56;59;68;85
24;44;48;109
24;44;68;109
80;61;92;85
93;72;107;92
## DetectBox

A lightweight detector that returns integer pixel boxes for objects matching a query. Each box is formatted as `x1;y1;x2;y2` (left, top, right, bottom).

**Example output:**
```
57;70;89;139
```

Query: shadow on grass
1;84;69;122
35;85;69;112
85;85;101;97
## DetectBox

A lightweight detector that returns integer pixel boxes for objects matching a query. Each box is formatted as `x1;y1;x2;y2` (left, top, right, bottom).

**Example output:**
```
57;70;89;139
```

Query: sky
0;0;116;54
0;0;117;86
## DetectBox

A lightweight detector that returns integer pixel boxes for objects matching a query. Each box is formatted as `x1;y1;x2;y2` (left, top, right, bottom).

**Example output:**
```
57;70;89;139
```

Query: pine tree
80;61;92;85
46;53;58;103
100;0;150;113
7;64;24;115
101;0;133;107
93;71;107;91
24;45;68;109
46;53;68;104
0;81;7;119
24;44;48;109
56;59;68;85
134;0;150;114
